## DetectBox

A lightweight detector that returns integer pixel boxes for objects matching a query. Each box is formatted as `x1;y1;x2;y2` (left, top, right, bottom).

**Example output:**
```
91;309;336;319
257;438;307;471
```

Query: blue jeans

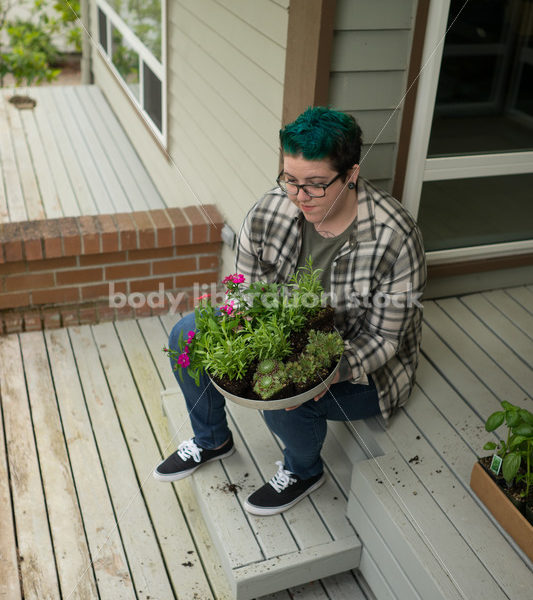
168;312;381;479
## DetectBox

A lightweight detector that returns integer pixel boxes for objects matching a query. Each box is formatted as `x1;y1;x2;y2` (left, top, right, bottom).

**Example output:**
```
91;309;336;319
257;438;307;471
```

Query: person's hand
285;370;341;410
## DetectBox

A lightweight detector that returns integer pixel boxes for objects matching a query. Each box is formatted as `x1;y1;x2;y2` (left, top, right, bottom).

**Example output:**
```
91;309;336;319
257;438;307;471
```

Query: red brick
184;206;208;244
24;312;42;331
198;255;220;271
128;247;174;261
98;214;119;253
202;204;224;243
1;223;24;262
41;220;63;259
33;287;80;305
18;221;45;260
56;268;103;286
131;211;155;249
79;251;127;266
176;242;220;256
149;209;173;247
4;312;23;334
81;281;126;301
114;213;138;250
129;277;172;294
153;257;196;275
57;217;82;256
61;309;79;328
78;215;101;255
43;310;61;329
0;260;27;275
97;304;116;322
105;263;150;280
78;306;98;325
28;256;78;271
175;271;218;289
166;207;190;246
5;272;55;292
0;243;4;264
0;292;30;310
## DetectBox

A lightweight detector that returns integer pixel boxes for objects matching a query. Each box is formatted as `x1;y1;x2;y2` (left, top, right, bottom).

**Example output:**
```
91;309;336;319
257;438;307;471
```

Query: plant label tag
490;454;502;476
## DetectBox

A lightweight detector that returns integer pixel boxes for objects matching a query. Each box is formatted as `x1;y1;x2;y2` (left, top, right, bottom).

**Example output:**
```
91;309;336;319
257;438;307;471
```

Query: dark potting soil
478;456;532;519
8;94;37;109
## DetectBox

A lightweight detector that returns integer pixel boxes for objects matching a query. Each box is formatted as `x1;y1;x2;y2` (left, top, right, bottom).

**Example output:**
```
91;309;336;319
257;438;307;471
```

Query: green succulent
285;355;317;385
305;330;344;368
253;360;287;399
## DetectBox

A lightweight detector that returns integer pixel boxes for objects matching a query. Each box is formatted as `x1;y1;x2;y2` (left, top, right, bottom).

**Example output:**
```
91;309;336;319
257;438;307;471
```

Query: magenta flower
223;273;245;285
177;352;190;368
187;331;195;343
220;300;235;316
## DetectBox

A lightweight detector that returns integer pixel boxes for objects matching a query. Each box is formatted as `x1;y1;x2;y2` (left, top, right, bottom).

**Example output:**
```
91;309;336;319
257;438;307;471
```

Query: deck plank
138;315;236;599
4;98;45;221
0;341;22;600
113;319;220;599
31;87;97;215
69;325;175;599
0;95;27;222
45;328;136;599
51;87;115;214
86;86;163;210
0;334;60;599
20;332;98;599
31;88;79;216
460;294;533;368
436;297;533;394
63;86;130;212
484;289;533;338
19;109;63;219
73;86;145;212
423;302;530;407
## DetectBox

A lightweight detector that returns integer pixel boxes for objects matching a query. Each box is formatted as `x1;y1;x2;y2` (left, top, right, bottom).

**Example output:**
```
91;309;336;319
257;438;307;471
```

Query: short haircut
279;106;363;175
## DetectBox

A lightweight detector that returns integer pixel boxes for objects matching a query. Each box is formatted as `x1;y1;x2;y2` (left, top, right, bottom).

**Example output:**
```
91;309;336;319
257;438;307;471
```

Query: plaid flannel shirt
235;177;427;422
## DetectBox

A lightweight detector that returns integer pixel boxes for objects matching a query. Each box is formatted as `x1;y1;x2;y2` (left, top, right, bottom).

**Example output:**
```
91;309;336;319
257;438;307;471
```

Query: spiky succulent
305;330;344;367
253;359;287;399
285;355;317;385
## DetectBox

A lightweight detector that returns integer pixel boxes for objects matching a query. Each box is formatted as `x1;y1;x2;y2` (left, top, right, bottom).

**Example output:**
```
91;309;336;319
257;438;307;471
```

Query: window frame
95;0;167;146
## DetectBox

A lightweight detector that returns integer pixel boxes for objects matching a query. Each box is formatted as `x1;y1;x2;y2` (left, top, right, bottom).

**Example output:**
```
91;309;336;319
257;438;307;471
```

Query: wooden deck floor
0;86;163;224
0;286;532;599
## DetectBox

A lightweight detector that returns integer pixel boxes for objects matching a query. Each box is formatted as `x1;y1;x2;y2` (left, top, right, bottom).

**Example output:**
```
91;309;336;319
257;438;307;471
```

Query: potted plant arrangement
470;400;533;560
166;260;344;410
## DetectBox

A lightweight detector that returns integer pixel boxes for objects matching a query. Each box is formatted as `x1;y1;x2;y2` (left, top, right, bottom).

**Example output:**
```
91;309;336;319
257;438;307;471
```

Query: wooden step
162;388;362;600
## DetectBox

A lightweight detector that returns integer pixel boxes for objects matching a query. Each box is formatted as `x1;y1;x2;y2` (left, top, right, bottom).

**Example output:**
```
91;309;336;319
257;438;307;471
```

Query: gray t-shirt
296;217;356;292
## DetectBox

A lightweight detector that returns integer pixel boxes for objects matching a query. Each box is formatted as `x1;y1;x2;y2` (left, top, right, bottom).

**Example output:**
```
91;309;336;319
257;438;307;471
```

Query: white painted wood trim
426;239;533;264
423;151;533;181
401;0;451;217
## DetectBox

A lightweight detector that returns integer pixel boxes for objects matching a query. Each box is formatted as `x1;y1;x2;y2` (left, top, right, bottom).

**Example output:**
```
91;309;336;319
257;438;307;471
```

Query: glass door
404;0;533;259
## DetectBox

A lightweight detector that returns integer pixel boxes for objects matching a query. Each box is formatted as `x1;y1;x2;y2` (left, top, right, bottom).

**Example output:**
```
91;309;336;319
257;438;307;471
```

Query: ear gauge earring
348;182;355;189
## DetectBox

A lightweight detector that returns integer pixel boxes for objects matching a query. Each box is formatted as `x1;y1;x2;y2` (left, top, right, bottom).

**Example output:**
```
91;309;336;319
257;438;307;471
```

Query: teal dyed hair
279;106;363;175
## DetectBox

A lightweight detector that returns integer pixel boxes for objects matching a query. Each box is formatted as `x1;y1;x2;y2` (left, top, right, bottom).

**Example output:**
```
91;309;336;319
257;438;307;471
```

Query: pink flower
196;293;211;301
220;300;235;316
187;331;195;343
223;273;245;285
177;352;190;368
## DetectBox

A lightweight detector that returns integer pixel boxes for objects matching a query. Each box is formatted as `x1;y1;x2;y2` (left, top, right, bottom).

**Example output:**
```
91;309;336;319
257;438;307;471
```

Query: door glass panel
428;0;533;157
418;173;533;251
111;27;140;100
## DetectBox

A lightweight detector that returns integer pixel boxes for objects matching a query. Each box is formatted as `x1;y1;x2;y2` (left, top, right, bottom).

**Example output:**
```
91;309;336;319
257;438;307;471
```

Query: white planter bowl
209;360;340;410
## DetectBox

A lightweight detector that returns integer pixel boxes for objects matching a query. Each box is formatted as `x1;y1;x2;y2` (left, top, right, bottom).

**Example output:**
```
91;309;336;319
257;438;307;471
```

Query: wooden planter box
470;461;533;562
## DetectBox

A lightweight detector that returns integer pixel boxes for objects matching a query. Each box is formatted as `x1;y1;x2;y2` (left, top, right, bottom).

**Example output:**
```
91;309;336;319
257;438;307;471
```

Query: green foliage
0;0;82;88
253;361;287;400
482;401;533;496
53;0;81;52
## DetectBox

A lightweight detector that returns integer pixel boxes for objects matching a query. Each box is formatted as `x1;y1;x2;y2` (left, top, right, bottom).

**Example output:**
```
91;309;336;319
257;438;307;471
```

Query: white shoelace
269;461;297;493
177;438;202;463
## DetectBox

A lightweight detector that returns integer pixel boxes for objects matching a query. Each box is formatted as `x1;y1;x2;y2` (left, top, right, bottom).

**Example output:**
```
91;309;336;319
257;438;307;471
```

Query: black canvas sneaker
153;433;235;482
244;461;325;516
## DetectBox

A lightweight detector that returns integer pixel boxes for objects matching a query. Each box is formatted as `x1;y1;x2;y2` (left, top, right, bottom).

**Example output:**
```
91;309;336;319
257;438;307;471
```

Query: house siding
329;0;418;192
90;0;289;274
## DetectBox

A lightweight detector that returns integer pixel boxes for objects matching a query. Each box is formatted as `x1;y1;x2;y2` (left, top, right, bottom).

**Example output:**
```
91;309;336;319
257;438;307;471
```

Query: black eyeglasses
276;171;343;198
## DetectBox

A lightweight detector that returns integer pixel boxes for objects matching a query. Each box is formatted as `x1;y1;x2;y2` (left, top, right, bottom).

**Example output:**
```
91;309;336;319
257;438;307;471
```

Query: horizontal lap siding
167;0;288;243
329;0;418;192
